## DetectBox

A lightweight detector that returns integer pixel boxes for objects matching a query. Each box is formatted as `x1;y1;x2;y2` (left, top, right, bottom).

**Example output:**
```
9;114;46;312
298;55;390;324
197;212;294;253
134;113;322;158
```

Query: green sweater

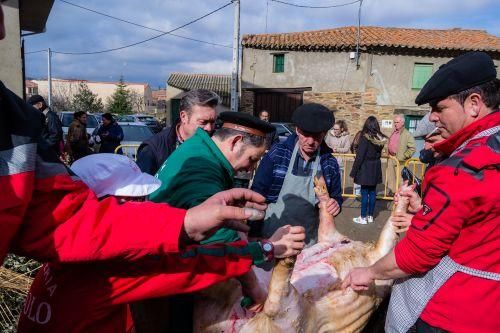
149;128;238;244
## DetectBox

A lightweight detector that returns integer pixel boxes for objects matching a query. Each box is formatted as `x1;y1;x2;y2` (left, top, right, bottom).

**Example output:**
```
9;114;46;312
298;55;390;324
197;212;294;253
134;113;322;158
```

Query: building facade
241;26;500;136
165;73;231;125
0;0;54;97
32;78;155;114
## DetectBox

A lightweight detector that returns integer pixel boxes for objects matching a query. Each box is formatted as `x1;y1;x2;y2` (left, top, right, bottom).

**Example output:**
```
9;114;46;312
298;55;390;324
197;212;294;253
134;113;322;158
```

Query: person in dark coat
135;89;219;175
350;116;387;225
96;113;124;153
27;94;63;155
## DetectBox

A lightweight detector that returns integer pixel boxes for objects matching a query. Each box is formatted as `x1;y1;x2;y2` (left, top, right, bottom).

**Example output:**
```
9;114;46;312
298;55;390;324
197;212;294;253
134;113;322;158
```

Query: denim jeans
360;185;376;217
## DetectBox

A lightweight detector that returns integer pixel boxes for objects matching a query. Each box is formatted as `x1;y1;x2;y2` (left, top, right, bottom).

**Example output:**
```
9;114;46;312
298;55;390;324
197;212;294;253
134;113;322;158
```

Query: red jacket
17;240;254;333
395;111;500;332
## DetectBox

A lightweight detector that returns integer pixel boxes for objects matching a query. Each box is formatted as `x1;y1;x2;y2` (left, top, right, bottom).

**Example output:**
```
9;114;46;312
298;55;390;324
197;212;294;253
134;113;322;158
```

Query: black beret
27;94;45;105
415;52;497;106
218;111;275;137
292;103;334;133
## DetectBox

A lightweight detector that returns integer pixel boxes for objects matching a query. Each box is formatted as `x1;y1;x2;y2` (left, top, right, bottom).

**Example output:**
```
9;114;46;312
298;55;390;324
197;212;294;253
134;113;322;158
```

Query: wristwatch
260;240;274;262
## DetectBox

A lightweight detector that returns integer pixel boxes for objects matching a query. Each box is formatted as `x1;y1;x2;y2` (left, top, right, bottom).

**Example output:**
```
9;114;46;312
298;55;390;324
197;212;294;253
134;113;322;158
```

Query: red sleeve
105;241;254;305
394;168;470;274
11;175;186;262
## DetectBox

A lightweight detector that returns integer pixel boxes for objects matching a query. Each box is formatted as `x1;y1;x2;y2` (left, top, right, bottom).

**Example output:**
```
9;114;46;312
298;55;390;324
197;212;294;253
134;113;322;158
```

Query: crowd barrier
115;144;140;160
332;153;426;201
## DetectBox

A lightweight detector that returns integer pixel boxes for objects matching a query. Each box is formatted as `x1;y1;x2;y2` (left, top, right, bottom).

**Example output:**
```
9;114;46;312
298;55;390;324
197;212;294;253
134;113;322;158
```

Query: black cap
27;94;45;105
415;52;497;106
292;103;334;133
218;111;275;137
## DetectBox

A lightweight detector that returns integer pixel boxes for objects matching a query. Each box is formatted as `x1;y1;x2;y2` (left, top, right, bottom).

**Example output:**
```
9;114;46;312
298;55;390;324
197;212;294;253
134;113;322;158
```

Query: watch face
263;243;273;252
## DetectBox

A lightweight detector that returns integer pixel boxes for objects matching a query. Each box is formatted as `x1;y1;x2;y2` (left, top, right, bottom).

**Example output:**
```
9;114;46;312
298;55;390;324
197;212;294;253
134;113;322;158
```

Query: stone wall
303;88;397;137
240;90;255;115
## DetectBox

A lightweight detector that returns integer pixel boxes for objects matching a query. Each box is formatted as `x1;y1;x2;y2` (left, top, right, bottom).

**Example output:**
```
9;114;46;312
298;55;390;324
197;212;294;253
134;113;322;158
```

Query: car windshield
122;125;153;141
61;113;98;128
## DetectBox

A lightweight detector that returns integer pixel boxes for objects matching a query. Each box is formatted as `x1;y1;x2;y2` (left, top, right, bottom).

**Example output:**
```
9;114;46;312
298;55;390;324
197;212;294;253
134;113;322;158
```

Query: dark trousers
415;318;448;333
360;185;376;217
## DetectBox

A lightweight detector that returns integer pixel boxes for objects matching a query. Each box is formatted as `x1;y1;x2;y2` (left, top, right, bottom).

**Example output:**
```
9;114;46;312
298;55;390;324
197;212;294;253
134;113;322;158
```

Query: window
412;63;433;89
273;54;285;73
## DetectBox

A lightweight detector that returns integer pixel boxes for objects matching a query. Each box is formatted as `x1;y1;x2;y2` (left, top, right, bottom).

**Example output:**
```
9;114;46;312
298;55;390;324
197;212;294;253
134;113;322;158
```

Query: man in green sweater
148;112;306;332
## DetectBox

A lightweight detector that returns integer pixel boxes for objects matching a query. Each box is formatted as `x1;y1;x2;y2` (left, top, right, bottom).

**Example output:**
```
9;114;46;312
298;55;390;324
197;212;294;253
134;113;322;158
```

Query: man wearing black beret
149;111;306;330
343;51;500;333
251;103;343;246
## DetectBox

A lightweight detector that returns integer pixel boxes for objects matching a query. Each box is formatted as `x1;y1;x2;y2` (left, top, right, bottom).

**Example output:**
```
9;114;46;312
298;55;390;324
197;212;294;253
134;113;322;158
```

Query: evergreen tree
71;82;104;113
106;76;133;115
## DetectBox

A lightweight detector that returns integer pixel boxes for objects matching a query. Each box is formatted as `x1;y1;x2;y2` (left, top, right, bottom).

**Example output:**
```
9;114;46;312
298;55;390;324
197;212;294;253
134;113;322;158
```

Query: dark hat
415;52;497;106
292;103;334;133
413;113;439;139
218;111;275;137
27;94;45;105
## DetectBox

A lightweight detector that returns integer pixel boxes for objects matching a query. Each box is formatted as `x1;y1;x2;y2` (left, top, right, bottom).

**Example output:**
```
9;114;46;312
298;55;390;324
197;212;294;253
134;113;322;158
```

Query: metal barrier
114;144;140;161
332;153;401;201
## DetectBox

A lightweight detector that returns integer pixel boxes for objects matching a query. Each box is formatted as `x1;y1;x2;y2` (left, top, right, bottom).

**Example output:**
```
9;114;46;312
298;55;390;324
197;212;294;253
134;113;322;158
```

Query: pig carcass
194;177;409;333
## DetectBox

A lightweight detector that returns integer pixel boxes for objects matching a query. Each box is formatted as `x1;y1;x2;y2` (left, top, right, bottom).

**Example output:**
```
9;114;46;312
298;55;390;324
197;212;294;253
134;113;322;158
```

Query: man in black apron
251;103;342;247
342;52;500;333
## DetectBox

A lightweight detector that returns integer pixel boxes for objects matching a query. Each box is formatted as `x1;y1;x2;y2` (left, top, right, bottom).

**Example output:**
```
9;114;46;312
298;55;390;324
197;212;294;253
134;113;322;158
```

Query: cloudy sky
24;0;500;89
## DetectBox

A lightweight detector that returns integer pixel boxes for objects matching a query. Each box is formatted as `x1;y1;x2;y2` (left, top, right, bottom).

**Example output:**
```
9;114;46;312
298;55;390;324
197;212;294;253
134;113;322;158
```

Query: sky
24;0;500;89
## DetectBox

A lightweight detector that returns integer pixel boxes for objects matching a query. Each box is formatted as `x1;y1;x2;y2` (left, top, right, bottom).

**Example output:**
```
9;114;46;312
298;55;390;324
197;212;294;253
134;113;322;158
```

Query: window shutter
412;64;433;89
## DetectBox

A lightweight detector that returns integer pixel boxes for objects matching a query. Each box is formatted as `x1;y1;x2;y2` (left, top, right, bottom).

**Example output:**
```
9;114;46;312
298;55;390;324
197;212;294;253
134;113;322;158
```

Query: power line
59;0;231;49
270;0;360;9
25;50;46;54
52;1;234;55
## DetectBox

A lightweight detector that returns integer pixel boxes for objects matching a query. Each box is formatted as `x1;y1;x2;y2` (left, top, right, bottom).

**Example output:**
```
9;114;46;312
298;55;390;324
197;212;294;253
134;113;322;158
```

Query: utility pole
47;48;52;107
230;0;240;112
355;0;364;69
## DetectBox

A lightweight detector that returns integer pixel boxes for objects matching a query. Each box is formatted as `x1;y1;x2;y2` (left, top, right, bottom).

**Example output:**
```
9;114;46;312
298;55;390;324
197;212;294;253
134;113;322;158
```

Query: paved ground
335;197;394;242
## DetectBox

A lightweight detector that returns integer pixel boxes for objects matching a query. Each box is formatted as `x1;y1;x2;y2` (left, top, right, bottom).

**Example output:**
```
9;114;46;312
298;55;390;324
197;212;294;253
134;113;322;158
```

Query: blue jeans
360;185;376;217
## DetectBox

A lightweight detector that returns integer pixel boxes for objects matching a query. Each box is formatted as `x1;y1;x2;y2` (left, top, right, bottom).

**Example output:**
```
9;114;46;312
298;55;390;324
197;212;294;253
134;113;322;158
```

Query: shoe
367;216;374;223
353;216;368;225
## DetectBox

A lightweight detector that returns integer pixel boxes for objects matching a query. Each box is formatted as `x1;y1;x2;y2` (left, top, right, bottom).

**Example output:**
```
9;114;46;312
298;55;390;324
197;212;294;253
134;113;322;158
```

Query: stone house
0;0;54;97
240;26;500;136
166;72;231;125
32;78;155;114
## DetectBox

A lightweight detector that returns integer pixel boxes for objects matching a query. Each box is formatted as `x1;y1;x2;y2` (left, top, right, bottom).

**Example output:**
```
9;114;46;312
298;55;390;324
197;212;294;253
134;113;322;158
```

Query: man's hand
391;211;413;233
341;267;375;291
182;189;267;243
394;181;422;214
269;225;306;258
325;198;341;216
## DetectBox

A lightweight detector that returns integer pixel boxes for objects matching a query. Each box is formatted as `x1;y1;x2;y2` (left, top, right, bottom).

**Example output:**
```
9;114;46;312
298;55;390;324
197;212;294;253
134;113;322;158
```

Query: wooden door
254;90;303;122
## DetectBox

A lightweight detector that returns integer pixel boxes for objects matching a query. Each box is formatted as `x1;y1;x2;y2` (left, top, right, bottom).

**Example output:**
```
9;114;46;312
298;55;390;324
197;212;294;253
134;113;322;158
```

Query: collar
195;128;234;179
175;123;185;143
434;111;500;156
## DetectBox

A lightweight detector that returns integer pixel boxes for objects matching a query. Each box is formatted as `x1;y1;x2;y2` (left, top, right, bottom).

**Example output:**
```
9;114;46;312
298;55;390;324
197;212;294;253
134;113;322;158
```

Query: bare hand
325;198;341;216
341;267;375;291
183;189;267;243
394;181;422;214
391;211;413;233
269;225;306;258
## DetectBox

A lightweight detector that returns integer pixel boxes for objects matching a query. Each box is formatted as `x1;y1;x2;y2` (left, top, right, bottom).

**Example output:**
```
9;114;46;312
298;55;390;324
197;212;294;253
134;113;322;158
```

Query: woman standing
349;116;387;224
96;113;124;153
325;120;351;171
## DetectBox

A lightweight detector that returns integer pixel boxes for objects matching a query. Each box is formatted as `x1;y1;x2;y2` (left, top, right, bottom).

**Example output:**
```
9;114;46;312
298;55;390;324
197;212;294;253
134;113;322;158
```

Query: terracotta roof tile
167;73;231;106
242;26;500;53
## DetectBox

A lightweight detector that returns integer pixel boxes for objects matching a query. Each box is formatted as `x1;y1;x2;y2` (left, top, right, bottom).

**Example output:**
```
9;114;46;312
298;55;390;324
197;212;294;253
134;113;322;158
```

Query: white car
115;122;154;159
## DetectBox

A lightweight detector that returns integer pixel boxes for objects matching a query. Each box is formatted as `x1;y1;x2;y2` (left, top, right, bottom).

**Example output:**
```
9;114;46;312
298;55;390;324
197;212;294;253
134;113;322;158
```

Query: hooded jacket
350;133;386;186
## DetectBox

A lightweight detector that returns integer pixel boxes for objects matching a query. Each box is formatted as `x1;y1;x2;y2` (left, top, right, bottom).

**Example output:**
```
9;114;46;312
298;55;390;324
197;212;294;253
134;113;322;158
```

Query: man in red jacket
342;51;499;333
0;2;265;274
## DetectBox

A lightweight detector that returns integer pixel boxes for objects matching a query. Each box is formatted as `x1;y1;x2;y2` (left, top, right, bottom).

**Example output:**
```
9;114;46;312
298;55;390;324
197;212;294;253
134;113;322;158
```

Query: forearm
370;250;409;280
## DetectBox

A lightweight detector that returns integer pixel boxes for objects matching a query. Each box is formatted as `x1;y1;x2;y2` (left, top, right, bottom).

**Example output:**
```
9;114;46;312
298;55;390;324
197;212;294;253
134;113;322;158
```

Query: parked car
271;122;295;143
117;114;162;134
115;122;154;159
60;111;99;138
